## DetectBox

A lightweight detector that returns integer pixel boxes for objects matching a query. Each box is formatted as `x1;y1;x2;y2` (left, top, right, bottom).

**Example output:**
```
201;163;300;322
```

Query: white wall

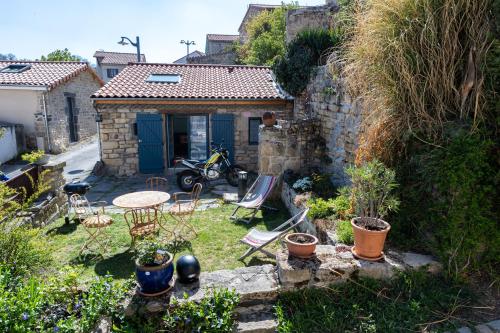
0;89;39;133
98;64;126;82
0;126;18;164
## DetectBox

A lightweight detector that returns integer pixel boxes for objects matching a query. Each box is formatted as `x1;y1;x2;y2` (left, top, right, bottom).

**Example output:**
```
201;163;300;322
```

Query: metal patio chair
229;174;278;224
166;183;202;240
239;208;309;261
124;208;159;247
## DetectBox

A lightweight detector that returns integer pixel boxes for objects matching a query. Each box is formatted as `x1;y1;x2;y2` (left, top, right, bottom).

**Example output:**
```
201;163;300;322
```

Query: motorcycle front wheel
177;170;200;192
226;165;245;187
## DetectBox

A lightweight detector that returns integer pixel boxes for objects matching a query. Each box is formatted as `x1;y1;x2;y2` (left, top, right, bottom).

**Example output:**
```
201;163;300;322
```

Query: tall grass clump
342;0;492;161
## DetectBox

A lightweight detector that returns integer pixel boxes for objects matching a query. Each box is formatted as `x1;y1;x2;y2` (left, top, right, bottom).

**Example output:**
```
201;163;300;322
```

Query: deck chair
229;174;278;224
239;208;309;261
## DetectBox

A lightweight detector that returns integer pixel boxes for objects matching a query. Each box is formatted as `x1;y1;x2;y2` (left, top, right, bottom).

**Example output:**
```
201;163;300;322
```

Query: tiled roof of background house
0;61;103;90
93;51;146;65
91;63;288;100
206;34;240;42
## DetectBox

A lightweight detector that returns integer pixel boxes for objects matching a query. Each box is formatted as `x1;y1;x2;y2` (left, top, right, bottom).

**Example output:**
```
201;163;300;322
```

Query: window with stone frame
106;68;119;79
248;117;262;145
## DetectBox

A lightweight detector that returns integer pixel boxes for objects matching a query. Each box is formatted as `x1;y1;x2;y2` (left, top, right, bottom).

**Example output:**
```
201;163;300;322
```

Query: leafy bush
0;183;21;222
0;226;51;278
346;160;399;219
307;187;352;220
0;265;128;333
393;131;499;280
134;239;172;266
163;289;239;332
311;172;337;198
274;28;341;95
21;149;45;164
336;220;354;244
292;176;312;193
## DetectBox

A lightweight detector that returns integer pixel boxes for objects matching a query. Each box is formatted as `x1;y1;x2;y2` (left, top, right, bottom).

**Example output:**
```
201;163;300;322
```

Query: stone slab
475;324;494;333
171;264;279;305
399;252;442;273
487;320;500;332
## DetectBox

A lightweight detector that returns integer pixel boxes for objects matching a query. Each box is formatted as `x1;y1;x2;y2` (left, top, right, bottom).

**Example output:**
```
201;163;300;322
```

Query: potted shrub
284;233;318;258
135;240;174;296
262;111;276;127
21;150;49;165
346;160;400;261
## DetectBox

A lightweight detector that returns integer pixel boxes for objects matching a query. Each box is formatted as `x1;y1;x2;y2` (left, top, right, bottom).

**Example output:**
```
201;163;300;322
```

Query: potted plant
262;111;276;127
346;160;400;261
135;239;174;296
21;149;49;165
284;233;318;258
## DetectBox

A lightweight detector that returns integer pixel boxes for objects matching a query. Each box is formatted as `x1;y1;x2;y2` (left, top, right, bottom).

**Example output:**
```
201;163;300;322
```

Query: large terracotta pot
284;233;318;258
351;217;390;261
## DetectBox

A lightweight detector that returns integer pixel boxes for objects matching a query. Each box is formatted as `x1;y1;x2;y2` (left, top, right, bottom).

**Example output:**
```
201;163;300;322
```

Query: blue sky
1;0;325;64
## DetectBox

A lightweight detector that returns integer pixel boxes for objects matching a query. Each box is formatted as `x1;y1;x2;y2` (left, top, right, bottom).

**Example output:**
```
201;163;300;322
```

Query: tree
236;3;297;66
40;48;86;62
0;53;16;60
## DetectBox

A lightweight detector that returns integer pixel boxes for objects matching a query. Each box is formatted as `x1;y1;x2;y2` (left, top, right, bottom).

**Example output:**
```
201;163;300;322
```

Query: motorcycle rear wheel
226;165;245;187
177;170;200;192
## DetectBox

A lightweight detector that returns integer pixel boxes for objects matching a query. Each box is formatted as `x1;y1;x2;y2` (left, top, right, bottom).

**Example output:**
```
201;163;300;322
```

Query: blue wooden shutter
137;113;164;173
211;114;235;163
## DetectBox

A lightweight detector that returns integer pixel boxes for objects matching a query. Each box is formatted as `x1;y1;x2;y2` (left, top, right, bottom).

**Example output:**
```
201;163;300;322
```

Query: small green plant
336;220;354;244
0;183;21;223
292;176;313;193
135;239;171;266
21;150;45;164
346;160;399;219
164;289;240;332
307;187;352;220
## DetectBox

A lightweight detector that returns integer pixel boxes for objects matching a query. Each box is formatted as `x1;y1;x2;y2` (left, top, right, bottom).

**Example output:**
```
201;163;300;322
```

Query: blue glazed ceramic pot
135;253;174;295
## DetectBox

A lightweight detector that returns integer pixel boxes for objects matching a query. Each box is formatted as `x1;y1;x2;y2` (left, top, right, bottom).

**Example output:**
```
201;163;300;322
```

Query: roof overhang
92;97;291;106
0;85;48;91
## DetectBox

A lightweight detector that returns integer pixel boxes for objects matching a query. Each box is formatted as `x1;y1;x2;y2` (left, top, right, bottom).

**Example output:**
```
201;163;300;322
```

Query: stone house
94;51;147;82
173;50;205;64
205;34;239;55
0;61;103;153
238;4;281;42
91;63;293;176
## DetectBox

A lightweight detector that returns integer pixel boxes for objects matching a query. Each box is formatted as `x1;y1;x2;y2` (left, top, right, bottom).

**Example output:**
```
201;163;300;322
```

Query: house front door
211;114;234;163
137;113;164;174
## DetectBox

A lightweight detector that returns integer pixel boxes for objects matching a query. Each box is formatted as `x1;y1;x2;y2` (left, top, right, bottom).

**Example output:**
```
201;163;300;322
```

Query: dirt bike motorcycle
175;143;245;191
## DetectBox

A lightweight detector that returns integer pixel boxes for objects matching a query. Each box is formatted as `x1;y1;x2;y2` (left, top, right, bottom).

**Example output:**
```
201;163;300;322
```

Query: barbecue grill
63;181;91;223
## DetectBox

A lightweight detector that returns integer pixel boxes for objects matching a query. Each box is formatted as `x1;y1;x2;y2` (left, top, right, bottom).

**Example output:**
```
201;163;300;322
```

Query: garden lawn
43;201;288;282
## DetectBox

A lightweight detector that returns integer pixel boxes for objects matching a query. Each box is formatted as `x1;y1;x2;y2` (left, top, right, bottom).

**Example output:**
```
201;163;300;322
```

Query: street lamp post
180;40;195;61
118;36;141;62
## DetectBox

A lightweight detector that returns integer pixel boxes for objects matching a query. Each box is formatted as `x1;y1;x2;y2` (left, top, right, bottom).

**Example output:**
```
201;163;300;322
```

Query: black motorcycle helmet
176;255;201;283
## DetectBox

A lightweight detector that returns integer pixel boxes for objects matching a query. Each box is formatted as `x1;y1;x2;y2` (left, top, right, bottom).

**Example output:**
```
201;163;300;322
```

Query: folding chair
166;183;202;240
70;194;113;255
239;208;309;261
124;208;159;247
145;177;168;192
230;174;278;224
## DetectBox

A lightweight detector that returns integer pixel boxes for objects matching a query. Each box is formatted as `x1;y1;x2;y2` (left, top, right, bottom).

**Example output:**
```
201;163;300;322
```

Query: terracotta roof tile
91;63;287;100
93;51;146;65
0;61;103;90
206;34;240;42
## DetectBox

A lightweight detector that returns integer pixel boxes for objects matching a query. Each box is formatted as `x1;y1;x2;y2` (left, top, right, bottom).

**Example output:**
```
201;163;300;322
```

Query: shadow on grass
45;221;78;236
94;250;135;279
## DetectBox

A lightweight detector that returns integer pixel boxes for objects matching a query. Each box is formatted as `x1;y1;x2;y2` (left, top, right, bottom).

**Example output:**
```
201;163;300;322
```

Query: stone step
236;304;278;333
171;264;279;306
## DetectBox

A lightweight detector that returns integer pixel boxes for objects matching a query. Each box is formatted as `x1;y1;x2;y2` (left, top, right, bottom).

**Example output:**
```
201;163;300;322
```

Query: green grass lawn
43;201;288;282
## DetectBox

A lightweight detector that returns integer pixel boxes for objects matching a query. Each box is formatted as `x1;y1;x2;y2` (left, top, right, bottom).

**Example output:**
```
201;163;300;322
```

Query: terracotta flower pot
351;217;390;261
262;111;276;127
284;233;318;258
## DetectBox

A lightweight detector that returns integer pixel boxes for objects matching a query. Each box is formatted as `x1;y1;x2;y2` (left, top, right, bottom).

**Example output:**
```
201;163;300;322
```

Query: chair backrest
123;208;157;227
273;208;310;234
191;183;202;204
241;175;277;207
69;194;92;218
146;177;168;192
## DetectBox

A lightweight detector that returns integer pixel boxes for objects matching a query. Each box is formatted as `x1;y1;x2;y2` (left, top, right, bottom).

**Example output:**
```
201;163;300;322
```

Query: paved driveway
51;138;99;183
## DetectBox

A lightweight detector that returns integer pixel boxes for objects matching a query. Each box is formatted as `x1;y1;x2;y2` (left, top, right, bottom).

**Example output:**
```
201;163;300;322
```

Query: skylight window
146;74;181;83
0;64;31;73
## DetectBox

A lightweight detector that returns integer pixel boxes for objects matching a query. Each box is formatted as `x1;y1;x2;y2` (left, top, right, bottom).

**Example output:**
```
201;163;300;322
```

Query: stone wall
35;70;101;153
285;2;339;43
294;65;365;185
97;103;293;176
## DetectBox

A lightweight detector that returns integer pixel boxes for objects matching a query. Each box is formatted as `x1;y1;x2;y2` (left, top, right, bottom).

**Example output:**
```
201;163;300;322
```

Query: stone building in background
93;51;146;82
0;61;103;153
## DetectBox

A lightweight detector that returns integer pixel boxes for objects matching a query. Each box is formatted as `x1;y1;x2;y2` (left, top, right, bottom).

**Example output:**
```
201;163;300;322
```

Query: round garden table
112;191;170;209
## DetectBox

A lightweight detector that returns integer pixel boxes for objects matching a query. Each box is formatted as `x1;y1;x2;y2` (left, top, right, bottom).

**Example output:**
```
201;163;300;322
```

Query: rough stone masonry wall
285;1;339;43
294;65;365;185
98;103;292;176
35;71;101;153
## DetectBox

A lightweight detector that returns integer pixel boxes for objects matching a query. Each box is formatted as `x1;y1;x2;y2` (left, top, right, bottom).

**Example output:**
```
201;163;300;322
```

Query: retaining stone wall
285;2;339;43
